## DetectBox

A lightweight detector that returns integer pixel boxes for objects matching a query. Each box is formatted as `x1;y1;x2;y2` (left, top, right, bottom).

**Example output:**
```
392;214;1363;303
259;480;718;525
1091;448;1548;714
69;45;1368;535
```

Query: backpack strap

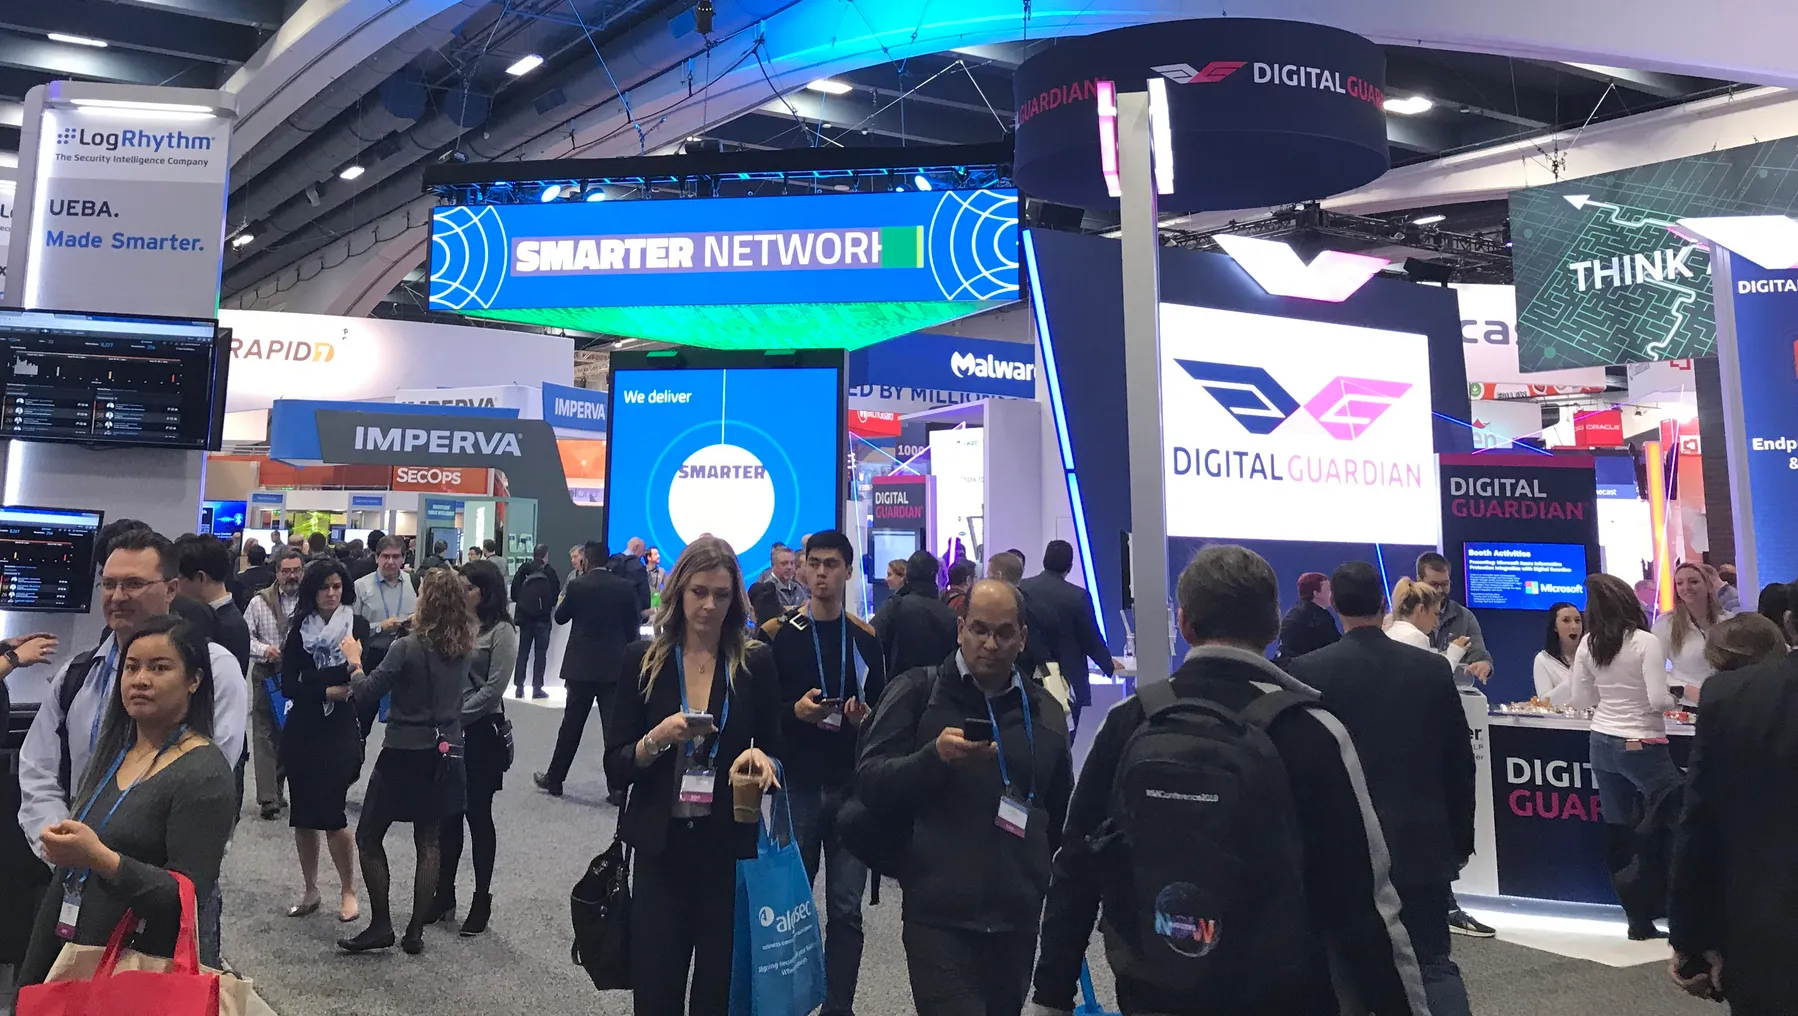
1135;677;1178;719
1238;689;1317;732
55;637;111;800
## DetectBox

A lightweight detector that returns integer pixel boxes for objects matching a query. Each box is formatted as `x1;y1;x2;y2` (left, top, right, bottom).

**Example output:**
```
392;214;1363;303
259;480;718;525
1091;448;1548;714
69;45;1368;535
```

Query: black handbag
492;713;515;772
571;834;632;990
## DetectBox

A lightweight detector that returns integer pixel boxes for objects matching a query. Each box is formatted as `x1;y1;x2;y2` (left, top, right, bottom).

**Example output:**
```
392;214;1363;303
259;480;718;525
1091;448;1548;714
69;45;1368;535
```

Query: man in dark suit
1286;560;1475;1016
534;540;645;806
233;542;274;611
1669;613;1798;1012
872;549;958;677
174;533;251;672
1017;540;1114;730
613;536;654;619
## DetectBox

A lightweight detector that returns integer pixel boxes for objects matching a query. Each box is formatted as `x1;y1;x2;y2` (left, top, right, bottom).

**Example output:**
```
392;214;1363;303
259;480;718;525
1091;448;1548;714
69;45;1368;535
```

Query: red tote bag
19;873;221;1016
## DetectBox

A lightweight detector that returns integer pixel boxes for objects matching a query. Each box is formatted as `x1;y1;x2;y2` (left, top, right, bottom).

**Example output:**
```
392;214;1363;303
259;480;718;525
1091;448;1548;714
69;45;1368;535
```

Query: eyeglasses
965;622;1020;645
101;577;163;595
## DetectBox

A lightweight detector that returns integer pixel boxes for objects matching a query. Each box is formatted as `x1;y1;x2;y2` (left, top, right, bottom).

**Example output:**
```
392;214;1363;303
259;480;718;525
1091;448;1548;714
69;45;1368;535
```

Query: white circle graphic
758;906;775;927
668;443;775;552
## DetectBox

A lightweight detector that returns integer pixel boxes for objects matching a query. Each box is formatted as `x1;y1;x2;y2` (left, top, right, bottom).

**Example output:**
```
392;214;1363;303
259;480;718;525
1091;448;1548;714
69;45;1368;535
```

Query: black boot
459;893;492;937
421;886;456;925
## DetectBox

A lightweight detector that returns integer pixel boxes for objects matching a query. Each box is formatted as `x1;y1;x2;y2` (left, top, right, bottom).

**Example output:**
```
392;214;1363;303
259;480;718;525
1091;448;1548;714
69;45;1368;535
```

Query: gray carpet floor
218;701;1721;1016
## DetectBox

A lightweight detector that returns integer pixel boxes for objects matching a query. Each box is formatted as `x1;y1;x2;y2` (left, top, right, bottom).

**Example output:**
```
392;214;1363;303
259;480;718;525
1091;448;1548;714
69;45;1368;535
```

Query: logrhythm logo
55;127;214;153
230;337;335;363
757;900;812;934
1151;60;1246;84
1739;278;1798;294
950;351;1036;382
1175;360;1410;440
354;426;523;457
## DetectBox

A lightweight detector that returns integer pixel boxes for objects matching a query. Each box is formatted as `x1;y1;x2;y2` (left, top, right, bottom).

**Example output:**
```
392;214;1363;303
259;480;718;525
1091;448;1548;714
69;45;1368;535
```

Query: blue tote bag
729;775;826;1016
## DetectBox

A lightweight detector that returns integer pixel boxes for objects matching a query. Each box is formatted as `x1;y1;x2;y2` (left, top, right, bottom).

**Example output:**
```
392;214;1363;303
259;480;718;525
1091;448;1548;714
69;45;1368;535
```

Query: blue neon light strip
1024;229;1106;640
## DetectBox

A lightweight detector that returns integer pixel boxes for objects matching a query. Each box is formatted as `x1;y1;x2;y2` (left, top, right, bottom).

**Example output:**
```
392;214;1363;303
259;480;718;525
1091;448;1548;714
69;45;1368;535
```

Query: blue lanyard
674;646;731;767
68;725;187;887
809;613;854;700
86;643;119;753
983;678;1036;802
377;578;401;620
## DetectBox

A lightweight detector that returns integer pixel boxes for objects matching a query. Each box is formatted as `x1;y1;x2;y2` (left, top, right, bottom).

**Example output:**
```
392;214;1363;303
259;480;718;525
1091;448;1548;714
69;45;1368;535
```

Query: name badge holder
675;647;730;806
986;680;1035;838
58;726;186;939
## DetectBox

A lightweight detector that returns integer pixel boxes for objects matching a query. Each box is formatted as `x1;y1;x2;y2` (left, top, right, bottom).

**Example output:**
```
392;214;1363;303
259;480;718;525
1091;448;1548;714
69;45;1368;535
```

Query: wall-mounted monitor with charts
0;506;105;613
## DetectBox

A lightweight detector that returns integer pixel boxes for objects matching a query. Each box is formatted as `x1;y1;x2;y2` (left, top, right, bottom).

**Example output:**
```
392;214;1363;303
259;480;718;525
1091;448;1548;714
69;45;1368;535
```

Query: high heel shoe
421;889;456;925
458;893;491;937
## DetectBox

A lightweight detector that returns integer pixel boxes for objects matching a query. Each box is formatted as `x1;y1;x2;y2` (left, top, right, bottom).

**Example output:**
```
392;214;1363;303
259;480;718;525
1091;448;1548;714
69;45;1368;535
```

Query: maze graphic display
1511;136;1798;370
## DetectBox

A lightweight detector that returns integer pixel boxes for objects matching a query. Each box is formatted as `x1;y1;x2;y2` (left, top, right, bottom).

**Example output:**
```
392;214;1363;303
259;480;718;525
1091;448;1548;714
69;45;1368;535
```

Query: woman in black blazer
279;557;371;922
604;536;782;1016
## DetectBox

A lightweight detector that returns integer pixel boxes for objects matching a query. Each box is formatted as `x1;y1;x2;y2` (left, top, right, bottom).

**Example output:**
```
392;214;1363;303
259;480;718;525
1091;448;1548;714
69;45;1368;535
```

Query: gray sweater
464;622;518;726
20;745;235;985
352;634;474;749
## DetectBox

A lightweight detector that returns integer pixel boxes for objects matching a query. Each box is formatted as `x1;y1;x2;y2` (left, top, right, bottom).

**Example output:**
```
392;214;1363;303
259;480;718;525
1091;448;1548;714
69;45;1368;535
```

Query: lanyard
67;725;187;887
86;643;119;753
674;646;731;767
377;577;402;620
983;678;1036;802
809;613;853;700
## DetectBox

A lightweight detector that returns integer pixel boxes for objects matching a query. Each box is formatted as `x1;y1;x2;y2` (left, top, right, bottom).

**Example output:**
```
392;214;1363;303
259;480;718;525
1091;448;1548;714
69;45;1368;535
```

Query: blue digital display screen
606;366;841;578
1464;542;1588;610
203;500;247;536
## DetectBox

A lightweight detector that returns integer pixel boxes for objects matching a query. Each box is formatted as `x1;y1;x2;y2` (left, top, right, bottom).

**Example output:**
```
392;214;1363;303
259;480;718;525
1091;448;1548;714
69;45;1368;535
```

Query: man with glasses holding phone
856;579;1072;1016
764;531;886;1016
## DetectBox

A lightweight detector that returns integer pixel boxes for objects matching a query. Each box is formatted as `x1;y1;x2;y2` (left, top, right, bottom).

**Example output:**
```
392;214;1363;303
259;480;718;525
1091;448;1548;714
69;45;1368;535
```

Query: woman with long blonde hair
330;568;478;956
1654;561;1730;704
604;537;783;1015
1385;577;1471;667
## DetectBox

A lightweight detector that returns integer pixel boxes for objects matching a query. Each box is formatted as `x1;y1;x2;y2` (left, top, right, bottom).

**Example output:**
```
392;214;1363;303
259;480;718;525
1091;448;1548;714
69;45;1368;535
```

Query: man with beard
244;547;306;819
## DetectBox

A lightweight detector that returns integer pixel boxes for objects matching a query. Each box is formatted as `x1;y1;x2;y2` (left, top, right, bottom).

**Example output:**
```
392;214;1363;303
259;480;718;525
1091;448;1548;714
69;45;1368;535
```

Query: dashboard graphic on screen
606;366;841;576
0;506;105;613
1464;542;1588;611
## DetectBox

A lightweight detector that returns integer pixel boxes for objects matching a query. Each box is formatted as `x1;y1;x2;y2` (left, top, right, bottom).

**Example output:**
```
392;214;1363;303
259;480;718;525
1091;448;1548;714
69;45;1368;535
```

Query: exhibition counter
1460;696;1693;906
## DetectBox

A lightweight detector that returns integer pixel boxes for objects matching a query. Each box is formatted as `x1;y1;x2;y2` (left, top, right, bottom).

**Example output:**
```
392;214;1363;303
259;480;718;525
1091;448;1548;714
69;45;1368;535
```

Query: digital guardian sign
1160;303;1438;545
430;189;1019;350
605;364;842;575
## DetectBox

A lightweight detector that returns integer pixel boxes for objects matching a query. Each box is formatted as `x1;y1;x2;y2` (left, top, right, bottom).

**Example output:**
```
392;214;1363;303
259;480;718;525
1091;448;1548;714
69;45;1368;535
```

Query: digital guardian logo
950;351;1035;383
1738;278;1798;294
1151;60;1384;106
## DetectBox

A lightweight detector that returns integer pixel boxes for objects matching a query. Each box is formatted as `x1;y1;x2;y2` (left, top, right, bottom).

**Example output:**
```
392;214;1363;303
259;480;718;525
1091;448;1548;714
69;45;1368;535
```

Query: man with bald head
857;578;1072;1016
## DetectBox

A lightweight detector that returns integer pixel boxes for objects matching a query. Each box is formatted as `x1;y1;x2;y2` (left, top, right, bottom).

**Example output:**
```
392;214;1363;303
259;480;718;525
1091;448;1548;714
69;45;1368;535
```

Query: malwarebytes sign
430;189;1019;350
849;332;1037;399
1510;135;1798;371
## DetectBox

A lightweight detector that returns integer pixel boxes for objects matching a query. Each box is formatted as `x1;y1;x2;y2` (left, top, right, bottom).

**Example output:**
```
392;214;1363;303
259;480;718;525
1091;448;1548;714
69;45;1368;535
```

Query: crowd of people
9;517;1798;1015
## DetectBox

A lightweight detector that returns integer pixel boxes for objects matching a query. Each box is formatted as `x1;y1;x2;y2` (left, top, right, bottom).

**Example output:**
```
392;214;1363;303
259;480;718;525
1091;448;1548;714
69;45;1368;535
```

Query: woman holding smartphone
604;537;783;1016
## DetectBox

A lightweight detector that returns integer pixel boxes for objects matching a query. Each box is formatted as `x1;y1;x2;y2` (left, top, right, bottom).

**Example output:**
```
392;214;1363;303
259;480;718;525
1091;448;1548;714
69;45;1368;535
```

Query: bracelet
642;734;668;756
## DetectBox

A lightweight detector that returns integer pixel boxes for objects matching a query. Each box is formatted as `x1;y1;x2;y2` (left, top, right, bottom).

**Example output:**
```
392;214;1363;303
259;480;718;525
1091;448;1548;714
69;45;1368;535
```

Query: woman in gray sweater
421;559;516;936
20;614;235;984
329;568;475;956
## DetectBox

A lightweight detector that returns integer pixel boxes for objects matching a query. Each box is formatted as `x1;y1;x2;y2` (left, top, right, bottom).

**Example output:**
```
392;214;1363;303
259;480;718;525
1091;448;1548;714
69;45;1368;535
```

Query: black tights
356;807;441;935
439;786;498;896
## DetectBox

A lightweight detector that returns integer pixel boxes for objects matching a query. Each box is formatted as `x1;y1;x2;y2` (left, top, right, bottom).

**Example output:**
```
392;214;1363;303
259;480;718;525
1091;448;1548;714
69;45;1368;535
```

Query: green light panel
457;301;1004;351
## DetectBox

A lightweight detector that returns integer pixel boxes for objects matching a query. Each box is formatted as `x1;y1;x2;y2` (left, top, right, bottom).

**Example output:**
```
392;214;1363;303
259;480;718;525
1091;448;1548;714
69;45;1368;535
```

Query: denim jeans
788;782;868;1016
1589;732;1682;825
1397;881;1470;1016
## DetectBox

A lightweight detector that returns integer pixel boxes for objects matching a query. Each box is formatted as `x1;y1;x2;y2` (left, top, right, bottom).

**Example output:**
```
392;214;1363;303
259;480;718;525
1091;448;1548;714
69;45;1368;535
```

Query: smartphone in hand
682;711;717;736
961;718;994;742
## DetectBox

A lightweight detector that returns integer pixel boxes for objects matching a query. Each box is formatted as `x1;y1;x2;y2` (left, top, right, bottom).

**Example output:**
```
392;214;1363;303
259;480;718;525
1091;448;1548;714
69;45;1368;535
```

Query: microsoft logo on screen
1176;360;1412;440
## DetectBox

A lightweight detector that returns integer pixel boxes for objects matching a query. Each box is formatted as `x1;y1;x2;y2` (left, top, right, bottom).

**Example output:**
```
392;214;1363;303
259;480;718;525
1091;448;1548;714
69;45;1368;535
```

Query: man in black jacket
1669;623;1798;1012
614;536;654;619
174;533;251;673
764;531;886;1016
1277;571;1341;663
1287;561;1473;1016
1032;545;1429;1016
873;550;959;677
1017;540;1114;730
859;579;1072;1016
534;540;643;805
510;543;561;699
234;542;274;610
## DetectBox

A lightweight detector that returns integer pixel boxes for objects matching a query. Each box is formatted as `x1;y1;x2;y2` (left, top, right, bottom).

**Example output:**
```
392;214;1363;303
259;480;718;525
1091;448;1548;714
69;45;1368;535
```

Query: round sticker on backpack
1153;882;1221;958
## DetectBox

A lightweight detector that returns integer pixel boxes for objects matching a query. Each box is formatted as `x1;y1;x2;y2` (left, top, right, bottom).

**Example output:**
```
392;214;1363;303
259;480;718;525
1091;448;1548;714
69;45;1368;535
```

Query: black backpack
517;567;555;618
1087;680;1315;1002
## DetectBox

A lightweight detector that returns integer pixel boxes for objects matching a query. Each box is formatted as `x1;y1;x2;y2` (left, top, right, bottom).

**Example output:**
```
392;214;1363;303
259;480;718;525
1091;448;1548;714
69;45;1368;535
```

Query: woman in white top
1532;602;1582;706
1384;577;1469;667
1569;573;1681;940
1653;562;1728;705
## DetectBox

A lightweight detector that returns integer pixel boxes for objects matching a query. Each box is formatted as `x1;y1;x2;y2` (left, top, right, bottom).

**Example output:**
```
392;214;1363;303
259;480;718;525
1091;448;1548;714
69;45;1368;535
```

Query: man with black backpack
1030;545;1429;1016
510;543;560;699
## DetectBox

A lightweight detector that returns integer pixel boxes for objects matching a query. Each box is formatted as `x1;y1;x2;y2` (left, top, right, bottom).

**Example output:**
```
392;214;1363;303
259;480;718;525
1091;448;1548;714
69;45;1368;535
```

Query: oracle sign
391;465;490;494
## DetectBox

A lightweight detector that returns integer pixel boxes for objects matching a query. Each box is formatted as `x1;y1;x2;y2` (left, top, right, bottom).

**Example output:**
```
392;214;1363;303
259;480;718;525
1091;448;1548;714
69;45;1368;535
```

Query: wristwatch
642;734;670;756
3;649;19;667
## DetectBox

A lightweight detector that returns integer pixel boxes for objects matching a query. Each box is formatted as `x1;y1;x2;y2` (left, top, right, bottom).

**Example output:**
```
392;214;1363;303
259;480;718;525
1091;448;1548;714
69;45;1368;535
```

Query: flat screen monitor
0;506;105;613
1464;542;1588;611
606;363;842;577
202;500;247;537
0;309;227;449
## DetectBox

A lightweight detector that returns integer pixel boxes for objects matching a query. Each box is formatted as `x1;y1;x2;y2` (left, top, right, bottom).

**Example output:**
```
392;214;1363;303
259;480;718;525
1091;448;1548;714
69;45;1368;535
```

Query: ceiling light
821;122;832;129
585;189;606;202
1383;96;1435;116
339;165;365;181
231;233;254;248
68;98;211;114
1412;214;1447;225
539;184;562;202
505;54;544;76
913;174;932;192
807;79;852;95
48;33;107;47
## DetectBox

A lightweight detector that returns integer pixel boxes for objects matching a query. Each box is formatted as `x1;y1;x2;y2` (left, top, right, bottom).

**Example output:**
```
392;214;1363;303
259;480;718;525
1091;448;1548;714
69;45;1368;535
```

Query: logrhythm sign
849;332;1037;399
312;411;599;575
